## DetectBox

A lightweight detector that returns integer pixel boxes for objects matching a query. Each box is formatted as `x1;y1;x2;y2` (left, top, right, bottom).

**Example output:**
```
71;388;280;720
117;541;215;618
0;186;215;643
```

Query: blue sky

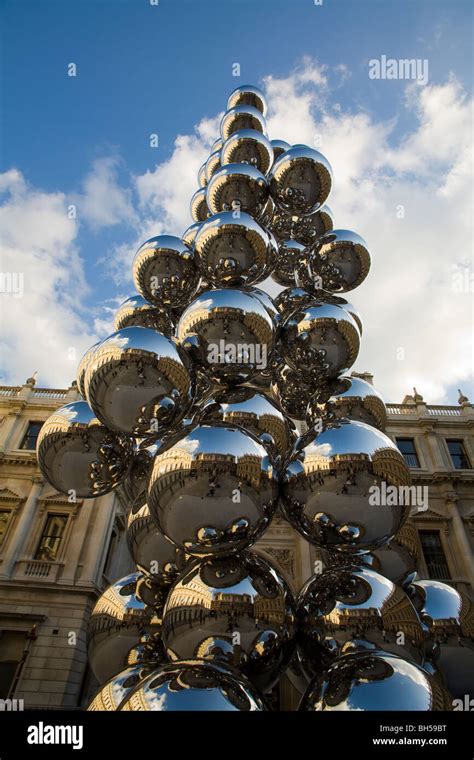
0;0;473;403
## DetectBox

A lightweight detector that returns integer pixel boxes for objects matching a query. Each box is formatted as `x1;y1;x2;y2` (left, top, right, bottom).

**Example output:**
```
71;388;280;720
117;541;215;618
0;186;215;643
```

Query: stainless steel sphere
300;649;453;711
88;662;160;711
194;211;277;287
258;195;276;226
281;419;411;552
270;139;291;160
220;105;266;141
76;342;100;398
127;503;187;582
182;221;202;248
147;423;279;557
211;137;223;153
281;301;360;378
206;163;269;217
197;387;296;461
113;295;174;336
132;234;199;308
292;205;335;246
197;162;207;188
221;129;274;175
87;572;164;684
271;363;315;421
177;288;275;385
162;552;296;692
269;145;332;215
205;150;222;184
310;229;371;292
245;285;280;325
274;286;315;319
120;659;267;711
306;375;387;431
227;85;268;117
84;326;194;436
190;187;211;222
36;401;133;498
270;239;306;287
120;439;162;510
297;564;424;679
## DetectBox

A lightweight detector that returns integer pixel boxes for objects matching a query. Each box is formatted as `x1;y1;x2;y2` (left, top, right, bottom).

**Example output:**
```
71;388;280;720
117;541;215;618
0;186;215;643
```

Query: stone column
58;499;94;585
445;492;474;587
78;493;116;587
0;477;43;579
0;406;25;455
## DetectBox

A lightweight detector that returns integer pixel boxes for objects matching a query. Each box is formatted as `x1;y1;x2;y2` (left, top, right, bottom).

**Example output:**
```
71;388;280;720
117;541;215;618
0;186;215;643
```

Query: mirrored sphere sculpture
271;239;306;287
297;564;424;679
87;572;164;684
147;424;279;556
120;659;267;711
182;221;202;248
194;211;277;287
281;301;360;378
220;105;266;140
132;235;199;308
309;229;371;292
76;342;100;398
162;552;296;691
270;139;291;160
269;146;333;215
221;129;274;175
190;187;211;222
227;84;268;116
84;326;194;435
37;401;133;498
205;150;222;184
113;295;174;336
177;288;275;385
271;363;315;422
206;163;269;217
300;650;453;711
306;375;387;431
127;503;186;582
88;662;160;711
281;419;411;552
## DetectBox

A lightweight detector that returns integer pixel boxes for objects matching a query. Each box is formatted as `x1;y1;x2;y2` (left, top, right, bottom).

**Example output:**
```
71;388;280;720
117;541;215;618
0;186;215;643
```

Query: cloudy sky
0;0;472;404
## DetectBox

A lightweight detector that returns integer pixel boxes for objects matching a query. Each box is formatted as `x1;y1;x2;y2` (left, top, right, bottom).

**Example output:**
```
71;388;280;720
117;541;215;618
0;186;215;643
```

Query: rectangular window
0;511;11;544
396;438;420;468
419;530;451;580
0;631;27;699
35;514;68;561
20;422;43;451
446;439;470;470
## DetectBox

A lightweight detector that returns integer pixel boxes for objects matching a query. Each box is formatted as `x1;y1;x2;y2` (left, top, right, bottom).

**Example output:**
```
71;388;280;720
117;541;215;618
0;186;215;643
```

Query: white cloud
75;156;137;231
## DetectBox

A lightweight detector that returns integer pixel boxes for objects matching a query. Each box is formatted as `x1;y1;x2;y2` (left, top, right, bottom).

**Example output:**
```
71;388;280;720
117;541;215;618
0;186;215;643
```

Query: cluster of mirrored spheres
37;85;471;711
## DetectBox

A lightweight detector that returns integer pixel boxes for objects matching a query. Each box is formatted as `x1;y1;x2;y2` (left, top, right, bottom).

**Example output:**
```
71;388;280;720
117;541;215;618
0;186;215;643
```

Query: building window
0;510;12;545
419;531;451;580
19;422;43;451
396;438;420;468
34;514;68;561
446;439;470;470
0;631;28;699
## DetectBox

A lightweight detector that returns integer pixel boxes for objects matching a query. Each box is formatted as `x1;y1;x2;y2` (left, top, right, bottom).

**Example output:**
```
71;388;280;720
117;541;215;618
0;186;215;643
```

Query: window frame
17;420;44;452
34;512;70;562
395;436;421;468
418;529;452;580
444;438;471;470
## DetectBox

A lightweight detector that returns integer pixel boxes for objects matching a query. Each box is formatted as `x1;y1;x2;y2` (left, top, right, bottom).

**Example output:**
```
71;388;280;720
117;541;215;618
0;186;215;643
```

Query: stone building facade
0;376;472;709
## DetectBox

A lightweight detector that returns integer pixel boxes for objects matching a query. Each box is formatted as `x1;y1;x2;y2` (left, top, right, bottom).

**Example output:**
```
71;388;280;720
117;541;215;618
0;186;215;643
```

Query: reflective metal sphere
300;649;453;711
37;401;133;498
281;419;411;552
197;387;295;461
182;221;202;248
220;105;266;141
197;162;207;188
227;85;268;117
293;205;335;246
132;235;199;308
270;239;306;287
162;552;296;692
190;187;211;222
194;211;277;286
271;363;315;421
147;424;279;557
281;301;360;378
221;129;274;175
211;137;223;153
311;229;371;292
87;572;164;684
76;342;100;399
88;662;161;711
274;286;315;320
245;285;280;325
297;564;424;679
120;659;267;711
206;163;269;217
127;503;187;582
270;139;291;160
84;326;194;435
258;195;276;226
120;439;162;510
205;149;222;184
177;288;275;385
269;146;332;215
306;375;387;431
113;295;174;336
